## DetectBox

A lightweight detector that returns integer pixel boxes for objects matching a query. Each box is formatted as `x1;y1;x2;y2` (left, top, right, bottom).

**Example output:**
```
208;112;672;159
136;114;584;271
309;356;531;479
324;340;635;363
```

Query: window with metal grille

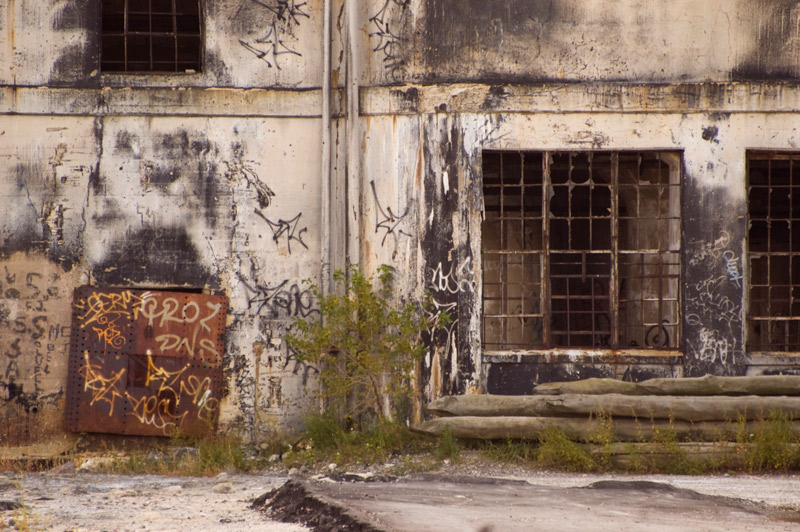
747;153;800;352
482;151;681;351
101;0;202;73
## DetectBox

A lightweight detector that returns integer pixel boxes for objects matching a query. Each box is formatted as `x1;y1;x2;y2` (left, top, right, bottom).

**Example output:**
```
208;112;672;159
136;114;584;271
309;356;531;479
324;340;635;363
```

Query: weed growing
7;478;35;532
467;410;800;475
646;416;701;474
434;427;460;463
737;411;800;472
587;410;616;471
476;438;538;466
536;426;596;472
287;265;449;423
282;412;433;469
86;431;253;477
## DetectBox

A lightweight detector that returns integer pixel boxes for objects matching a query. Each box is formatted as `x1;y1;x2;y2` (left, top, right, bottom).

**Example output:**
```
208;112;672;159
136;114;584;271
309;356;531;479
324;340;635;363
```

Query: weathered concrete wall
0;111;325;442
359;83;800;396
0;0;324;88
4;0;800;445
364;0;800;85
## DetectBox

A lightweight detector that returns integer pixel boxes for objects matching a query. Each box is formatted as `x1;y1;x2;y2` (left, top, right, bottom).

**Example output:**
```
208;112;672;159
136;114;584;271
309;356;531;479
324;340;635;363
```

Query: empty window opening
482;151;681;351
747;153;800;352
101;0;202;73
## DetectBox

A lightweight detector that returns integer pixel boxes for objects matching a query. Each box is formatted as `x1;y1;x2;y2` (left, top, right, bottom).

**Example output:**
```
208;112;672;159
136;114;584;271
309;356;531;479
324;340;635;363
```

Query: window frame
100;0;204;74
480;150;683;353
746;151;800;353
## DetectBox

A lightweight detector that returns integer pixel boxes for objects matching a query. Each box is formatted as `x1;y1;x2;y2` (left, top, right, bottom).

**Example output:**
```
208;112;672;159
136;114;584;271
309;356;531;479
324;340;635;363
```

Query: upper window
747;153;800;352
101;0;202;73
481;151;681;351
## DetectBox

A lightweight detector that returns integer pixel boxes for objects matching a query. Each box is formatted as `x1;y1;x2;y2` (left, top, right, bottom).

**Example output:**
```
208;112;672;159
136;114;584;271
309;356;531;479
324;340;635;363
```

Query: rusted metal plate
65;287;226;437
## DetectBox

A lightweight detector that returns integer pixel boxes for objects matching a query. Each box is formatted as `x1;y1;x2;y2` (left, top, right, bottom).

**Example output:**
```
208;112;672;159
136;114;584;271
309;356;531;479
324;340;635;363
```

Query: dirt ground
0;469;309;532
3;454;800;531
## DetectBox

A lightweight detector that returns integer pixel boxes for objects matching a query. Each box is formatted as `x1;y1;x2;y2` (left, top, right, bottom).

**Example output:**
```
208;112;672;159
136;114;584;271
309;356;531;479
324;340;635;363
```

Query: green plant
284;411;430;468
189;432;247;474
737;411;800;472
537;426;596;472
8;478;32;532
647;415;700;474
588;410;616;471
434;427;461;462
288;265;448;423
477;438;538;465
85;431;252;477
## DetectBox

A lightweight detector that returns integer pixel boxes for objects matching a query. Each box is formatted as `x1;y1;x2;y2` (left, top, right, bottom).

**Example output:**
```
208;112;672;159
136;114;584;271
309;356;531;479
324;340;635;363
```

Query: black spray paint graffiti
281;338;318;386
240;0;309;69
254;209;308;255
370;180;410;251
257;323;319;387
225;348;257;434
369;0;410;80
238;274;320;320
223;160;275;209
0;269;67;408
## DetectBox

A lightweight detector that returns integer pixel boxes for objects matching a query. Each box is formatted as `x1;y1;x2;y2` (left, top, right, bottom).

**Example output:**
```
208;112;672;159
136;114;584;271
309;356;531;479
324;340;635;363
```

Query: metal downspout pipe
320;0;332;296
345;0;361;270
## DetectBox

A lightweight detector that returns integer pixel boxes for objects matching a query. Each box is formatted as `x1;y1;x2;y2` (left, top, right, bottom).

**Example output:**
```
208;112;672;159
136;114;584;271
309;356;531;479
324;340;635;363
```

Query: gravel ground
0;469;310;532
2;453;800;531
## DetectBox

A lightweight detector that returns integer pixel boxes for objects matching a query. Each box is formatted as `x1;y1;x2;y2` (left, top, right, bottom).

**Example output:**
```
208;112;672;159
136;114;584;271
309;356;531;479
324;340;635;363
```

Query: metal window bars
101;0;202;73
482;151;681;351
747;153;800;352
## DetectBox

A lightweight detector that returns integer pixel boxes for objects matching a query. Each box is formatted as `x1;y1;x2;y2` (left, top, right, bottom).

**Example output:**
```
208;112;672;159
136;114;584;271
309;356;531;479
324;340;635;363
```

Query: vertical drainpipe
321;0;332;296
345;0;361;270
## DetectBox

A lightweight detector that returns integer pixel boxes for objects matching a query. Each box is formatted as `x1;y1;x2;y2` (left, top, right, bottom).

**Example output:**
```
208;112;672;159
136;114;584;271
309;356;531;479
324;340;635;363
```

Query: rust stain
430;349;442;401
415;138;424;189
65;287;227;437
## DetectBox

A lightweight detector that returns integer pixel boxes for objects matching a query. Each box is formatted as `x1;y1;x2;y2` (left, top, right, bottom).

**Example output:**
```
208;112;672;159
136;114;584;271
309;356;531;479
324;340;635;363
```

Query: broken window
482;151;681;351
101;0;202;73
747;153;800;352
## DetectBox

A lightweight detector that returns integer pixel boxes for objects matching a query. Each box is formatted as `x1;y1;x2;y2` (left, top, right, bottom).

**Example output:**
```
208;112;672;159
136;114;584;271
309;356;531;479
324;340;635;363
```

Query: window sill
746;352;800;365
483;348;684;366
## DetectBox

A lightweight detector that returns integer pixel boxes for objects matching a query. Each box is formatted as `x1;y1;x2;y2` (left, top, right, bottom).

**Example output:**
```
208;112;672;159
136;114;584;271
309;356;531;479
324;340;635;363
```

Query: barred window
101;0;202;73
482;151;681;351
747;152;800;351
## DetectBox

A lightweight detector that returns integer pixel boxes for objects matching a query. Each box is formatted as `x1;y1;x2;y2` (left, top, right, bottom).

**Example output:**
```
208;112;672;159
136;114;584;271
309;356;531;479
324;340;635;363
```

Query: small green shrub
738;411;800;472
478;439;538;465
189;432;247;474
285;412;430;467
88;431;251;476
287;265;448;423
303;411;350;450
648;416;701;474
536;426;596;472
434;427;461;462
588;410;616;471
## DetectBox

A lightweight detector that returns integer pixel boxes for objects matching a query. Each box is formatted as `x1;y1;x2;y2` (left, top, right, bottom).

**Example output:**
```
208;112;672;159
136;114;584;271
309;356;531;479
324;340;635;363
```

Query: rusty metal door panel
66;287;226;437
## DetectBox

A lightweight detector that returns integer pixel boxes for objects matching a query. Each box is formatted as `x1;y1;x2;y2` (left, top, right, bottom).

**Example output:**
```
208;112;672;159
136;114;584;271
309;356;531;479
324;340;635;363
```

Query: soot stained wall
407;0;800;84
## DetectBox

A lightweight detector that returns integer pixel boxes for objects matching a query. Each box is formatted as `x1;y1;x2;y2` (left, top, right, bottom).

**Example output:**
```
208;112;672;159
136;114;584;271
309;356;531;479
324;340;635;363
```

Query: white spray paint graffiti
429;257;474;295
693;329;730;364
685;230;743;366
425;255;475;384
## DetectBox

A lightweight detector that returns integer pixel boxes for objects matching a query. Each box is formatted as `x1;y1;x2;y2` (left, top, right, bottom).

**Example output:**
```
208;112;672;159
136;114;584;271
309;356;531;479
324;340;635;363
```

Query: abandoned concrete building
2;0;800;444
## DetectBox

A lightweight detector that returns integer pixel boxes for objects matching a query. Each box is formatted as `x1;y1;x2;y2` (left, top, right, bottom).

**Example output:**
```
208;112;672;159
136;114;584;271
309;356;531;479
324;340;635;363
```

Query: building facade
2;0;800;444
